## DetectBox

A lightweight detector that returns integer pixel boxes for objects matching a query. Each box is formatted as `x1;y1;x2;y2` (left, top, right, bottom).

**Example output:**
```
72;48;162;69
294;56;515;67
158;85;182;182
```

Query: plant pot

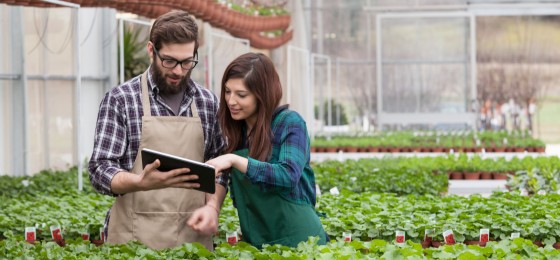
480;172;493;180
494;147;506;153
431;241;444;247
421;240;432;248
49;239;65;247
399;147;412;153
432;147;444;153
533;240;544;247
450;172;463;180
493;172;508;180
464;240;487;247
464;172;481;180
344;147;359;153
553;242;560;249
92;239;104;246
325;147;338;153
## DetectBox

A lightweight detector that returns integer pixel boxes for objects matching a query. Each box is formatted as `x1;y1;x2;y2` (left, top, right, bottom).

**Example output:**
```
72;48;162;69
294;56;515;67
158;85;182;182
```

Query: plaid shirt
238;106;317;206
88;68;227;196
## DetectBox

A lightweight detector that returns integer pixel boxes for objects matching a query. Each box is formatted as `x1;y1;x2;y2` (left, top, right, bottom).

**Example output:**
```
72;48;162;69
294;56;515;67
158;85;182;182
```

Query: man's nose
172;64;183;74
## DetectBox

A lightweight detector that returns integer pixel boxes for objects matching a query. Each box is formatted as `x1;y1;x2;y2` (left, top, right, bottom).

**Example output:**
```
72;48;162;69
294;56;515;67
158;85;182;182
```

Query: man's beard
151;58;192;95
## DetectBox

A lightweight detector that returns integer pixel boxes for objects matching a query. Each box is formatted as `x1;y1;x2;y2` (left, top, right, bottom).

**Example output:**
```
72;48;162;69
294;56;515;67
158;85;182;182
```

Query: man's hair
149;10;198;54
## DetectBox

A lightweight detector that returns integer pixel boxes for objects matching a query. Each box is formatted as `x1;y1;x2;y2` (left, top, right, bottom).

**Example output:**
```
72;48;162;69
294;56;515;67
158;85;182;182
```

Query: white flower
329;187;340;195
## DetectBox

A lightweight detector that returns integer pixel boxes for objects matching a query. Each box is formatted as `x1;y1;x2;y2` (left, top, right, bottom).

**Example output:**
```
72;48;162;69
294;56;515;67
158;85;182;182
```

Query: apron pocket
133;212;179;249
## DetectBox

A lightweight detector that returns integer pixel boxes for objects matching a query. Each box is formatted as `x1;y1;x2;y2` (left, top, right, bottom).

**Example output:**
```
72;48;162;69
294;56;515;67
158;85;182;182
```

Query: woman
206;53;328;248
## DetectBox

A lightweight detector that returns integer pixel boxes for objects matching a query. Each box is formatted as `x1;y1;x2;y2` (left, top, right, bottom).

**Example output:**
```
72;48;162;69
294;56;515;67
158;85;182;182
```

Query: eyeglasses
153;48;198;70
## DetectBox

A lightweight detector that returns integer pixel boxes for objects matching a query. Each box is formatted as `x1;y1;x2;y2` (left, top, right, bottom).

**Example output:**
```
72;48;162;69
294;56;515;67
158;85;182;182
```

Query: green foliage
311;130;547;150
118;24;150;81
313;159;449;196
507;168;560;195
314;99;349;125
3;169;560;258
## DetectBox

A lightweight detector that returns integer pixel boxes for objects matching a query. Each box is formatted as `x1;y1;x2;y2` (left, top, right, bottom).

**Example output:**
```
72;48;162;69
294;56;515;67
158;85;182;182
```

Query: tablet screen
141;148;216;194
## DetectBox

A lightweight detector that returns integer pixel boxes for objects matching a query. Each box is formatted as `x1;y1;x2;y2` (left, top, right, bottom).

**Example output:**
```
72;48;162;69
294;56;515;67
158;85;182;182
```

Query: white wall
0;5;117;175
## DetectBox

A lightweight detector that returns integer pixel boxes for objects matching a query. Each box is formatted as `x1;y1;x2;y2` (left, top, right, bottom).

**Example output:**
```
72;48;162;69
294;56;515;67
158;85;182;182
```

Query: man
88;10;226;250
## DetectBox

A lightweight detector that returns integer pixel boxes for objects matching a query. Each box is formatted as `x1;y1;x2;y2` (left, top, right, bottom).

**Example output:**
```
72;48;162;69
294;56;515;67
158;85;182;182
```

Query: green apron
230;149;327;248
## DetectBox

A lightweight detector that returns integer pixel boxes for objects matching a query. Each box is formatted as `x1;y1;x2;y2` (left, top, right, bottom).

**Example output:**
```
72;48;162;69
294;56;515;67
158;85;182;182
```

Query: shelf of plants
311;130;546;154
2;154;560;258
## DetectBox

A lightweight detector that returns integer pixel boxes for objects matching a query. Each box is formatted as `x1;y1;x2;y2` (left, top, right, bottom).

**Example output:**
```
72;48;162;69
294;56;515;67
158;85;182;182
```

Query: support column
11;6;28;176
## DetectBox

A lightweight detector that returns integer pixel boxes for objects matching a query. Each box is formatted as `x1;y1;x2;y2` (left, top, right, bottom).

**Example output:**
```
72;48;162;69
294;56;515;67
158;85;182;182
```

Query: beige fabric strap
141;70;151;117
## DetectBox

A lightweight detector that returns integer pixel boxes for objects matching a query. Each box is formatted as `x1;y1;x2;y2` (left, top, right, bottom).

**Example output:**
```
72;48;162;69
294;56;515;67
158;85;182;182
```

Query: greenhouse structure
1;0;560;258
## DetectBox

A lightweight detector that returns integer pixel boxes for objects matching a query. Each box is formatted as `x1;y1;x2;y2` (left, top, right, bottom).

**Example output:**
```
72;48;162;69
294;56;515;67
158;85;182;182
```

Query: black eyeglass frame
152;47;199;70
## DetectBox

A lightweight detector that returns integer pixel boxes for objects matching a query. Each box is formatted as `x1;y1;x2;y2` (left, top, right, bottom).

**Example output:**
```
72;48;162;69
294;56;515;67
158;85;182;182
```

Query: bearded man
88;10;226;250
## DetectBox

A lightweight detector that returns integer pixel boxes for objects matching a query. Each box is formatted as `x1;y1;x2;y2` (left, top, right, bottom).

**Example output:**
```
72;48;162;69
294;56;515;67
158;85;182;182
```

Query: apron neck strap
141;70;151;117
190;98;199;118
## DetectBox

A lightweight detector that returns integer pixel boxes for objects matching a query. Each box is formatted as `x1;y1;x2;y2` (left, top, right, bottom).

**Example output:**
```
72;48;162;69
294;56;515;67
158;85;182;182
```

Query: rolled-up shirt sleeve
88;92;128;196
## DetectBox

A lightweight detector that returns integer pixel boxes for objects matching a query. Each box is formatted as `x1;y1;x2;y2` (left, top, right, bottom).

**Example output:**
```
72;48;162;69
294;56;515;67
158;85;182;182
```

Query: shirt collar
273;104;289;118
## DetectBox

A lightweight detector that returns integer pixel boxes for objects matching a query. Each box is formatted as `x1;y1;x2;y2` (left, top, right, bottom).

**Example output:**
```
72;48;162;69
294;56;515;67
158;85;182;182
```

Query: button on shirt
88;68;227;196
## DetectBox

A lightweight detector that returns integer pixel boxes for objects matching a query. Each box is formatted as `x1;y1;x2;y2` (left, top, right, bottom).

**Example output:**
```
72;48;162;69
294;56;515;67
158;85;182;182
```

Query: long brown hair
219;53;283;161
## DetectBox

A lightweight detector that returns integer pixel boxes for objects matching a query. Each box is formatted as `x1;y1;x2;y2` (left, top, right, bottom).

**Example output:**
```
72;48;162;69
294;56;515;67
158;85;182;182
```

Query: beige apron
107;70;212;250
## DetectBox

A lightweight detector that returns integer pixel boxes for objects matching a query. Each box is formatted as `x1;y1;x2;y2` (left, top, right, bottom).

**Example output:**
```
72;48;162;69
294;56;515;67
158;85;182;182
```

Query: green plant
314;99;349;126
119;24;150;81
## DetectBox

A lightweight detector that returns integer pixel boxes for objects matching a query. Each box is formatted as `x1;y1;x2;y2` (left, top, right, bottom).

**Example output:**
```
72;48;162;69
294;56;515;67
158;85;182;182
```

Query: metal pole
11;7;28;176
75;8;83;191
42;10;50;169
327;56;332;127
366;13;372;132
470;14;477;129
376;14;383;131
119;18;124;84
42;0;82;189
335;58;340;126
310;54;316;130
287;46;292;105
